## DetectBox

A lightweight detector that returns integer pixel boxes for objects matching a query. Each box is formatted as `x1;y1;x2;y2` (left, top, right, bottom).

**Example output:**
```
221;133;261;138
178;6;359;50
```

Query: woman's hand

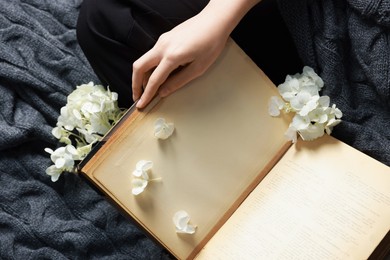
132;0;261;108
132;14;228;108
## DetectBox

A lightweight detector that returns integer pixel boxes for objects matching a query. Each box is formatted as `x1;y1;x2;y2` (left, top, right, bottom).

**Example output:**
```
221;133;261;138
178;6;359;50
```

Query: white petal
334;107;343;118
317;113;328;124
298;123;325;141
51;127;62;139
136;160;153;171
299;97;319;116
291;115;310;130
72;109;82;120
132;178;148;195
182;224;197;234
268;96;284;117
45;165;62;182
132;169;143;178
278;77;300;101
44;148;53;154
51;172;61;182
82;102;101;114
66;144;78;155
325;119;342;135
284;126;298;143
173;210;197;234
318;95;330;108
154;118;175;139
55;158;65;168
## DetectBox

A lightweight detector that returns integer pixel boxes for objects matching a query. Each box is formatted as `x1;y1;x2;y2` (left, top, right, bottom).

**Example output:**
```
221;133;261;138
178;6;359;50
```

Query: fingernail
136;99;143;108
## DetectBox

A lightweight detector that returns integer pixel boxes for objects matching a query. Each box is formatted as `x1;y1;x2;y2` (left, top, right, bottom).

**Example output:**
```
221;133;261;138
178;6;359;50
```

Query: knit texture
1;0;389;258
0;0;171;259
278;0;390;165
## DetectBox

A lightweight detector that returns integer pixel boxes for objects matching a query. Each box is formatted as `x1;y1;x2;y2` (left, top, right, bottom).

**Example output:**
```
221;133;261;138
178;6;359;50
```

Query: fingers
132;50;159;102
158;62;205;98
133;51;208;109
135;57;185;108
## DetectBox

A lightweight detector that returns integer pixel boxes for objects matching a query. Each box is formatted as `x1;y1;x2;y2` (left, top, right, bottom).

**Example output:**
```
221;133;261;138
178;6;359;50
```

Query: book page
84;39;292;259
196;135;390;259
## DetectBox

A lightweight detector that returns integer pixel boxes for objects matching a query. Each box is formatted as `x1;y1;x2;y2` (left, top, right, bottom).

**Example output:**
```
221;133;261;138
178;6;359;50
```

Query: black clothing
76;0;302;108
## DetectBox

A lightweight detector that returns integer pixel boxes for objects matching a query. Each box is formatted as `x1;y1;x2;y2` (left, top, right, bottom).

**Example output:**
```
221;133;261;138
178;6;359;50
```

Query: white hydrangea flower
154;118;175;140
131;160;160;196
45;82;125;182
173;210;197;234
44;144;81;182
269;66;342;143
133;160;153;180
45;145;77;170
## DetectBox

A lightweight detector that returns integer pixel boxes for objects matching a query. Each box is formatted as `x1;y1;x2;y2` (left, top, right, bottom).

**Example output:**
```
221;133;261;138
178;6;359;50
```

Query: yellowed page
88;39;291;259
196;135;390;259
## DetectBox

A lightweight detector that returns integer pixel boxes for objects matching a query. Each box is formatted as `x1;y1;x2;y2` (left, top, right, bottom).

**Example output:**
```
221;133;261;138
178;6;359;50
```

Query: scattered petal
132;178;148;195
131;160;157;195
173;210;197;234
154;118;175;139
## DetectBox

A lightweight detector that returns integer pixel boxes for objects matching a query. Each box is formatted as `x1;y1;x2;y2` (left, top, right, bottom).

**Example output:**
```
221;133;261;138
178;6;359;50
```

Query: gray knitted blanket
0;0;170;259
1;0;388;259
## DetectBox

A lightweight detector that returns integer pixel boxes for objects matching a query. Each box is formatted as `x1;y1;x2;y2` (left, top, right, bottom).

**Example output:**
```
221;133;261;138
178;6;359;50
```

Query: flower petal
136;160;153;171
268;96;284;117
173;210;197;234
154;118;175;139
284;126;298;143
132;178;148;195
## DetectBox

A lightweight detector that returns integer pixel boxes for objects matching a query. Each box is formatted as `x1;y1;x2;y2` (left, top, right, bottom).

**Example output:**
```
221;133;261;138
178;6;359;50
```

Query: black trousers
77;0;302;108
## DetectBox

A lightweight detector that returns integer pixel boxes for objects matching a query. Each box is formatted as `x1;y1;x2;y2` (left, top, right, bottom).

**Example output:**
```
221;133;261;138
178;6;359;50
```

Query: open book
78;39;390;260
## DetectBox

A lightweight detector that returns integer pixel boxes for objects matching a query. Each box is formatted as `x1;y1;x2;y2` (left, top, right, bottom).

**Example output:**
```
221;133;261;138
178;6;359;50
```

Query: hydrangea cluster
45;82;125;182
268;66;342;143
